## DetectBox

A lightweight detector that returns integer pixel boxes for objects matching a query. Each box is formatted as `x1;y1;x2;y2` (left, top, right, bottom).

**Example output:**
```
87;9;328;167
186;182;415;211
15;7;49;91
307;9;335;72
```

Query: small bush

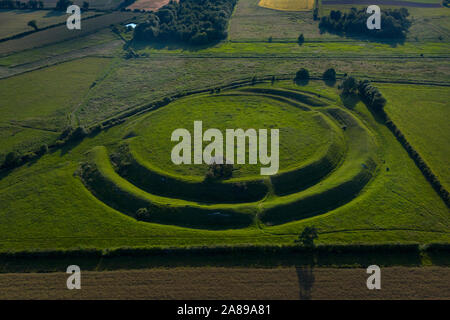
295;226;319;247
205;158;233;181
297;33;305;45
39;144;49;155
71;126;89;141
135;207;149;220
21;152;37;162
4;151;20;168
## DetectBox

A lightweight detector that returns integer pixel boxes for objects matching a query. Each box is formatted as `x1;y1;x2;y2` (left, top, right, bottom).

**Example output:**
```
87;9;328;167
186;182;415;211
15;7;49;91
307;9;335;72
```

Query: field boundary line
0;12;107;45
0;229;448;242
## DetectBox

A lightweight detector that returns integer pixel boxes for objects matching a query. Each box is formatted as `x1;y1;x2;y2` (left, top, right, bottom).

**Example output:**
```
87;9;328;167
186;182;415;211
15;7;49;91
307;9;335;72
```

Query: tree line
0;0;89;10
133;0;238;46
0;0;43;9
319;7;411;39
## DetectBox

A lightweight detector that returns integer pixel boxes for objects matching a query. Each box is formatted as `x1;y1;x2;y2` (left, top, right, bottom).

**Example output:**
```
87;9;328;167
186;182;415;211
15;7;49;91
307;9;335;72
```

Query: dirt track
322;0;442;7
0;266;448;300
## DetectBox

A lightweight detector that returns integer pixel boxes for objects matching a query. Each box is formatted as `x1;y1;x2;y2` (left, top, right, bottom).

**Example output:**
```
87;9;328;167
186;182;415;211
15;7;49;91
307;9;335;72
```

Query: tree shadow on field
340;93;360;110
295;266;315;300
44;10;66;18
324;79;336;88
294;78;310;87
58;139;84;157
131;39;222;53
319;28;406;48
0;168;12;181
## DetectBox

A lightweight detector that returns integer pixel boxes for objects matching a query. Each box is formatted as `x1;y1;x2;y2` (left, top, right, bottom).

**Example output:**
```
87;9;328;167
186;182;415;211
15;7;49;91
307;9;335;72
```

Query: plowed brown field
0;267;448;300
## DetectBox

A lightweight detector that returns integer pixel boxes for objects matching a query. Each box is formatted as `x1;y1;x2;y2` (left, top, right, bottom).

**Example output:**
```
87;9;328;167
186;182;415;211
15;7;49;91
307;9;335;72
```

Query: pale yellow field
258;0;314;11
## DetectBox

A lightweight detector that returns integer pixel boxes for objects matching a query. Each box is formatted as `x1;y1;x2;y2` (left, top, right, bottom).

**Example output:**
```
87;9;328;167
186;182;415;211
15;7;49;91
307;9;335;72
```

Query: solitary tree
297;33;305;45
82;1;89;11
205;157;233;181
295;68;309;80
27;20;38;31
323;68;336;81
295;226;318;247
313;8;319;20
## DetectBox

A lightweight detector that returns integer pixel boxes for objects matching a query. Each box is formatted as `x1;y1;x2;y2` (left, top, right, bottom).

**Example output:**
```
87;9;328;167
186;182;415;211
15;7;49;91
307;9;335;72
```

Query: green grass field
0;81;448;252
135;41;450;57
130;93;334;179
381;84;450;191
0;57;111;159
0;29;119;67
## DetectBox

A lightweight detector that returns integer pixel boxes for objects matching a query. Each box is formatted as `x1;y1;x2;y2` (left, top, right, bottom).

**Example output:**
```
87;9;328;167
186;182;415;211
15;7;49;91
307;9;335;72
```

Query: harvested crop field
0;10;93;40
127;0;178;11
0;267;449;299
322;0;442;7
0;12;136;56
259;0;315;11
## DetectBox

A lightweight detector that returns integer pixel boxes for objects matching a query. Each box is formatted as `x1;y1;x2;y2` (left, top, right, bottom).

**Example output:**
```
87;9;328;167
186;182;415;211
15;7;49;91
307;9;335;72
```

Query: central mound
130;94;334;180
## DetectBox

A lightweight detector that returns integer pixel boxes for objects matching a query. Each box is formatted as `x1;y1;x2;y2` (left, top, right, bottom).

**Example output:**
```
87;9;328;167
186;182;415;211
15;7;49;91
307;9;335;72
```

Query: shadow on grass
58;139;84;157
340;93;360;110
319;28;406;47
130;39;222;53
324;79;336;87
294;78;310;87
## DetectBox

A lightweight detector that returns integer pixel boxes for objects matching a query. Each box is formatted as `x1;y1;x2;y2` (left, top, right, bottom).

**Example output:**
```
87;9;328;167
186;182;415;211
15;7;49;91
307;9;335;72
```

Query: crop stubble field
0;267;449;299
0;11;136;56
